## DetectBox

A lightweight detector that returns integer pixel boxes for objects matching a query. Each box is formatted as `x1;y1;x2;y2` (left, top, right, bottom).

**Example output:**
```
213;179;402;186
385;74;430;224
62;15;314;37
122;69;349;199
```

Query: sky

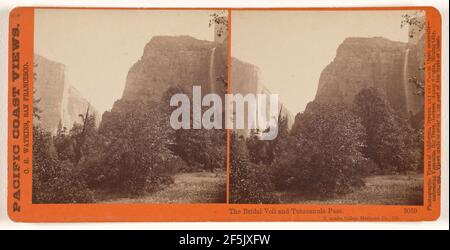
35;9;216;113
232;10;415;114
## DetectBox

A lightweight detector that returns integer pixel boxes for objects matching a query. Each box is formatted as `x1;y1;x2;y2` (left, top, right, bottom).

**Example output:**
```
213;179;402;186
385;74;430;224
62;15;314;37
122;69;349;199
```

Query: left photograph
32;9;228;204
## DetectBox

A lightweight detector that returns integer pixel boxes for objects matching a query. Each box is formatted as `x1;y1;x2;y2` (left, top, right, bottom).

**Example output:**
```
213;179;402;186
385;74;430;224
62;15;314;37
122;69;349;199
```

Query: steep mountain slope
34;54;100;133
314;37;423;116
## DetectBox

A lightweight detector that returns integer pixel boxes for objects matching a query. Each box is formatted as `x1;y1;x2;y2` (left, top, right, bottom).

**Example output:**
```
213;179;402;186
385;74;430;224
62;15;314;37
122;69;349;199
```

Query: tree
164;86;226;172
33;64;42;120
32;87;93;203
230;132;277;204
401;12;425;39
53;107;97;166
274;102;367;197
209;10;228;39
246;107;290;166
353;87;416;173
32;125;94;203
401;12;426;96
94;99;176;194
72;106;94;166
246;128;264;164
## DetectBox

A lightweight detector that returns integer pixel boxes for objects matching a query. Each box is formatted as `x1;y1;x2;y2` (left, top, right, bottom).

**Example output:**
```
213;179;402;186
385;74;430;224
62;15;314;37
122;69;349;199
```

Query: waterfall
209;47;216;94
403;48;410;114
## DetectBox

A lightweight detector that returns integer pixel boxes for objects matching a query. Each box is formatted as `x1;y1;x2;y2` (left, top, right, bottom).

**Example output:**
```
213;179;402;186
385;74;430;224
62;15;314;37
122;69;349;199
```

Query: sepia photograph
2;0;448;235
230;10;426;205
32;9;228;204
4;1;446;227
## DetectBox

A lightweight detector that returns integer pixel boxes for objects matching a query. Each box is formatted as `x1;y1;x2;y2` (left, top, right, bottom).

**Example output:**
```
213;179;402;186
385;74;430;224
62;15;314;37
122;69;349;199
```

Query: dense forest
32;85;226;203
230;87;424;204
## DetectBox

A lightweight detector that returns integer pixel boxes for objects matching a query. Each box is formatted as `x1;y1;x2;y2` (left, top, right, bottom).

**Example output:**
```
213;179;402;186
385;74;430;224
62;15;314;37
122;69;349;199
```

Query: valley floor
99;172;422;205
275;173;423;205
102;171;226;204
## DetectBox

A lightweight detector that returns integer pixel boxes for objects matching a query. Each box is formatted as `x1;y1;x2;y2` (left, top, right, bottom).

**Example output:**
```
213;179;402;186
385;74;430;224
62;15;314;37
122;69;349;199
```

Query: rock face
102;35;228;130
106;34;292;134
121;36;227;103
314;37;423;117
230;58;260;96
34;54;100;134
230;57;294;132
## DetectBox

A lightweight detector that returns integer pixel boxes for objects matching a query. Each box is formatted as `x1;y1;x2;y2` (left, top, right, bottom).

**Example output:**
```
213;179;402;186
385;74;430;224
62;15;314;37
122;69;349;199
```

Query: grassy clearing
102;170;226;204
276;173;423;205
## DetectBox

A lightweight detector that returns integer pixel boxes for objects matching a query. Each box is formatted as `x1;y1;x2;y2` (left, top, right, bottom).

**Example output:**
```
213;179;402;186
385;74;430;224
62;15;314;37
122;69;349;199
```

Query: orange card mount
8;7;442;222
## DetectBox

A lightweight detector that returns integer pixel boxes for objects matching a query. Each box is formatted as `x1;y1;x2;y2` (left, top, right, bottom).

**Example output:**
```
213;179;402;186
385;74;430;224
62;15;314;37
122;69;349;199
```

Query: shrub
165;85;227;172
230;133;278;204
273;102;367;197
32;126;94;203
96;99;176;195
353;87;417;173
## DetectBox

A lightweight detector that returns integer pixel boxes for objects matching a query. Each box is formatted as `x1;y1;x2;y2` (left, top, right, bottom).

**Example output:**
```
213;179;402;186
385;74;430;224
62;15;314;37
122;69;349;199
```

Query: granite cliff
101;35;228;130
34;54;100;134
230;57;294;132
121;36;227;102
314;37;424;117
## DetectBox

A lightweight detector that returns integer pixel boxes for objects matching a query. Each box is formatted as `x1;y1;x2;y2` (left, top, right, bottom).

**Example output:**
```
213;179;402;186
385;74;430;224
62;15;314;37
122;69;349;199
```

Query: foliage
164;85;226;172
246;110;290;165
53;113;97;165
353;87;418;173
173;128;226;172
32;88;94;203
401;12;426;96
93;99;176;195
230;133;278;204
400;12;425;39
32;125;94;203
246;129;266;164
409;76;425;96
273;102;367;197
209;10;228;39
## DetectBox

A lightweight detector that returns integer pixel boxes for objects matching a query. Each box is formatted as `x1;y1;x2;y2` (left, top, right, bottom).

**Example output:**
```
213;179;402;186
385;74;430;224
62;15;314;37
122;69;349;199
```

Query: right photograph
229;10;425;205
